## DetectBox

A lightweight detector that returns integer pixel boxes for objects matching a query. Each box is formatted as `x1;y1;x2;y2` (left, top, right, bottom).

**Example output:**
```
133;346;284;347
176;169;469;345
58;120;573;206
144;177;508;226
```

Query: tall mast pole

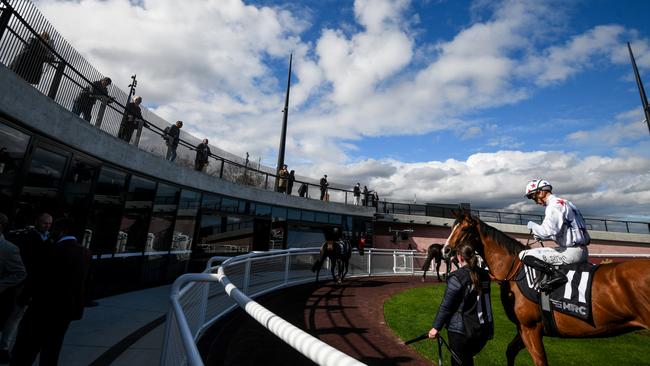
275;53;292;190
628;42;650;135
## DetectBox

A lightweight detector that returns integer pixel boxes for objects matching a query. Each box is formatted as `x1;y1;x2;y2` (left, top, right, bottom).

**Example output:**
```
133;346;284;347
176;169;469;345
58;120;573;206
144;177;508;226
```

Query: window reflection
63;158;100;243
0;122;30;185
146;183;179;253
117;176;156;254
88;167;127;255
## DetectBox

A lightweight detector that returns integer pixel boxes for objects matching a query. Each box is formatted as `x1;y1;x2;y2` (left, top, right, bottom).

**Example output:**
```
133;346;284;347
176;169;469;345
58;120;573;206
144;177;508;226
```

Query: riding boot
522;255;567;292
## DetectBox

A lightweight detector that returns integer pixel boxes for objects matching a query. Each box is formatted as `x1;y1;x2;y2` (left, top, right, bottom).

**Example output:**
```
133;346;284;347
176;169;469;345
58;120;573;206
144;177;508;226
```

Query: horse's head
442;210;482;259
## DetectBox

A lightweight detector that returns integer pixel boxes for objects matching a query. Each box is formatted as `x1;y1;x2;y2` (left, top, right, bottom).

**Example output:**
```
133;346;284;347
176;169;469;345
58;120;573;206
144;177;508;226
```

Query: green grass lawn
384;283;650;365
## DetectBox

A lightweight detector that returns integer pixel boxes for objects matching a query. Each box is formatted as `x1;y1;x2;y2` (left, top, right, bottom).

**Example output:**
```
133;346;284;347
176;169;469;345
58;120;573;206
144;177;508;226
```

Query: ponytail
458;243;482;293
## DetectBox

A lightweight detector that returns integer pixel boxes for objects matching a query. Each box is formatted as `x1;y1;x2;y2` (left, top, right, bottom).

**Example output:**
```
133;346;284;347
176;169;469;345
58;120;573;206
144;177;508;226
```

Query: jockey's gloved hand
527;221;536;230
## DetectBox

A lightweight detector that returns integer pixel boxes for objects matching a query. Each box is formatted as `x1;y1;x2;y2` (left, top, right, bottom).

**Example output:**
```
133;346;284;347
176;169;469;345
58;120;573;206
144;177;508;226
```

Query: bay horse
443;211;650;366
312;238;352;284
421;243;459;282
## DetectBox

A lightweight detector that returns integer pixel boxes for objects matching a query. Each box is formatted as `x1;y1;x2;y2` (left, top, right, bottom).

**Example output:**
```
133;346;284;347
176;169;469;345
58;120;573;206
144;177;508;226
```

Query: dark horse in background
312;238;352;284
444;211;650;366
421;243;459;282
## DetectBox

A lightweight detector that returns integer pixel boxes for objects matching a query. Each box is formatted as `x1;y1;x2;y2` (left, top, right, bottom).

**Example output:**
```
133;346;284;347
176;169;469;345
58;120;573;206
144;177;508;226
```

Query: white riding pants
518;246;588;266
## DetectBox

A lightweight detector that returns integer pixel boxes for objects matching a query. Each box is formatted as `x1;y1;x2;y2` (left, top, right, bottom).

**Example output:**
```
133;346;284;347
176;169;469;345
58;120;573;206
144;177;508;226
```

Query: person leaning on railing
9;31;54;85
118;95;143;142
194;139;211;172
71;77;113;122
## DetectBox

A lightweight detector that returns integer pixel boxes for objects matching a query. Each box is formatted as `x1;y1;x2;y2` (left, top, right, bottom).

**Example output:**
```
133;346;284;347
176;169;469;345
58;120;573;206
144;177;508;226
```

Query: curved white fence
160;248;650;366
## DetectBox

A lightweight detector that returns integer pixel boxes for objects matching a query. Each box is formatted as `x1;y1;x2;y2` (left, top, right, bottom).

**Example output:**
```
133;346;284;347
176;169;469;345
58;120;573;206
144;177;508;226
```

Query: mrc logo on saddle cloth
515;262;598;326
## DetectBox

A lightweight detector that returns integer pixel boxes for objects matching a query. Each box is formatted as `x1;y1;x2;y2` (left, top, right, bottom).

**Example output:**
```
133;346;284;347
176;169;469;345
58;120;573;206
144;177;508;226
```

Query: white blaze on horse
443;211;650;366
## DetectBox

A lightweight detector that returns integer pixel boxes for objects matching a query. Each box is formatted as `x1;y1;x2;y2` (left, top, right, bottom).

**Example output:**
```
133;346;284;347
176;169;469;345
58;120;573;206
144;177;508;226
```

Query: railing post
367;249;372;276
264;174;269;190
345;191;348;205
625;221;630;233
497;212;502;223
243;259;251;295
219;159;224;178
0;3;13;42
134;119;144;146
94;99;108;128
284;253;290;285
603;220;608;232
47;61;65;100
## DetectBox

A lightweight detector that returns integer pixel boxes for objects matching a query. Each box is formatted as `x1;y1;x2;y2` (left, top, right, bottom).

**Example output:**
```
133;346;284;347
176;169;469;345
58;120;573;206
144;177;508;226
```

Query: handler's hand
526;221;536;230
428;328;438;339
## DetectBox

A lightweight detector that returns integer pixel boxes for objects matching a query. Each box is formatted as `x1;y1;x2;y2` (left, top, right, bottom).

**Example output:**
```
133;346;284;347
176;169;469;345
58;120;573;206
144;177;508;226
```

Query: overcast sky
35;0;650;219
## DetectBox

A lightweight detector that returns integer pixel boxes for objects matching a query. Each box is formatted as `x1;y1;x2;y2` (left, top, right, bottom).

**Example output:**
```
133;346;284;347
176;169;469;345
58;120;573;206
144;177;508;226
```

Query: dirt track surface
204;276;437;366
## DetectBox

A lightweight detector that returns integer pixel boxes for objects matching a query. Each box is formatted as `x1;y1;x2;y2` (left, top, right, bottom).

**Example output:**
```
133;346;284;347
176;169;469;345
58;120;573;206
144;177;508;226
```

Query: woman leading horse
443;211;650;366
311;227;352;284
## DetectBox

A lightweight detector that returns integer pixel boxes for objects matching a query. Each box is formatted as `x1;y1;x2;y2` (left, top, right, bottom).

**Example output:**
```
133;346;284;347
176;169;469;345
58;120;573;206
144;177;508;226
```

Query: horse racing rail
160;248;650;366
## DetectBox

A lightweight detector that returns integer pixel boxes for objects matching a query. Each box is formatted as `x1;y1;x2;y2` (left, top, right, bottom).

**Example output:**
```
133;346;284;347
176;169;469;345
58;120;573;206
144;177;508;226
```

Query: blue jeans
166;144;177;161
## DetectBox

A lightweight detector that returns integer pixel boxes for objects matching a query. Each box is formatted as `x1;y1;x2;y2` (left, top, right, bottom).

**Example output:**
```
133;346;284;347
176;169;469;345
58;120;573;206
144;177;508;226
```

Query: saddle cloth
515;262;599;325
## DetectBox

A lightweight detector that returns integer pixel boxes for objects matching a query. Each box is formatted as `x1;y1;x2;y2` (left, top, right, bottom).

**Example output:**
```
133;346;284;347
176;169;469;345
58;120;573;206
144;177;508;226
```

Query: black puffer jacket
432;266;492;335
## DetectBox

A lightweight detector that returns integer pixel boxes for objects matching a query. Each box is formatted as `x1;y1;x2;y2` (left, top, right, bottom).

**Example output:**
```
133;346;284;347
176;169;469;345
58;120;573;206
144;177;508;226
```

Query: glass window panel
287;208;301;221
0;121;30;187
329;214;342;225
117;176;156;254
88;167;127;254
147;184;180;253
255;204;271;217
22;147;68;194
63;158;100;243
171;189;200;252
301;210;315;222
201;194;221;213
272;206;287;221
221;197;239;213
315;212;329;223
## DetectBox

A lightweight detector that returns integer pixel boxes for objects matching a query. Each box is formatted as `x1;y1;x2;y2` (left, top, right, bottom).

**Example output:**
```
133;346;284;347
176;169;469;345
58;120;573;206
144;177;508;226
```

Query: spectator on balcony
372;190;379;208
362;185;369;206
194;139;211;172
353;183;361;205
118;96;143;143
320;175;329;201
9;31;54;85
287;170;295;195
71;77;112;122
163;121;183;162
277;165;289;193
298;182;308;198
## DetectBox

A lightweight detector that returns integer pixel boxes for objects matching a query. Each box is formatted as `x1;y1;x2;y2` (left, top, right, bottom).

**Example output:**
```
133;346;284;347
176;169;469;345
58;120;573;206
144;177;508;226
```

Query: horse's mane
475;217;526;256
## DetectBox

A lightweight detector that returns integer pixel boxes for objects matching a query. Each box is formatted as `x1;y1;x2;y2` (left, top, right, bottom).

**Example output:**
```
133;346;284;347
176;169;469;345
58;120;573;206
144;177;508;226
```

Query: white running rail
160;248;650;366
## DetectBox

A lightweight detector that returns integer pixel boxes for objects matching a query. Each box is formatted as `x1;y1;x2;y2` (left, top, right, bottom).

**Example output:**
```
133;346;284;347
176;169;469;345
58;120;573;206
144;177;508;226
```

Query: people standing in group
163;120;183;162
194;139;211;172
10;217;91;366
520;179;591;292
277;165;289;193
298;182;308;198
118;95;143;143
428;243;494;366
0;213;52;362
362;185;369;206
9;31;54;85
320;175;328;201
353;183;361;205
287;170;295;195
71;77;112;123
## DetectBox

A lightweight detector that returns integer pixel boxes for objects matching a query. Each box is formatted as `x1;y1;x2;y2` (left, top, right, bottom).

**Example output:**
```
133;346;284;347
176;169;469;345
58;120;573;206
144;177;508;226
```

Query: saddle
515;262;599;335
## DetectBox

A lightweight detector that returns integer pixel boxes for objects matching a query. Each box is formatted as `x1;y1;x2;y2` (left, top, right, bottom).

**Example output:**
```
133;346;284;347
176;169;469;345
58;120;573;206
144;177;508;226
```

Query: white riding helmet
525;179;552;198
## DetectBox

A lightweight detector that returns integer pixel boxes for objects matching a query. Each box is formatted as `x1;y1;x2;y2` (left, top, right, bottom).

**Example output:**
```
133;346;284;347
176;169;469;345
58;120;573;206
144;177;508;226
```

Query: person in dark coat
10;218;91;366
287;170;295;195
71;77;112;122
164;120;183;162
362;185;369;206
298;182;308;198
1;213;52;360
9;32;54;85
319;175;328;200
0;213;26;330
353;183;361;205
118;96;143;142
428;243;493;366
194;138;211;171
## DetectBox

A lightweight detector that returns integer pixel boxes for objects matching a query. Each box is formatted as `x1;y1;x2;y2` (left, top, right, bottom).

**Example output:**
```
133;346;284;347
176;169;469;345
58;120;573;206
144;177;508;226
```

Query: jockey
520;179;591;292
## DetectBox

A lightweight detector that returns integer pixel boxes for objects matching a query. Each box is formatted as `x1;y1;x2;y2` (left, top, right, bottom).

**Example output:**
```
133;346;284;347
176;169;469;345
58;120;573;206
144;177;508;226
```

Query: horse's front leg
506;330;525;366
331;259;338;283
520;324;548;366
